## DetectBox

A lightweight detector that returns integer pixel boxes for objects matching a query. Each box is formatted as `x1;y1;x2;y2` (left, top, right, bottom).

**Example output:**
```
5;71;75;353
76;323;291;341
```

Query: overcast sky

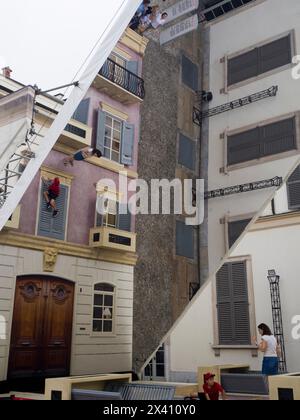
0;0;129;91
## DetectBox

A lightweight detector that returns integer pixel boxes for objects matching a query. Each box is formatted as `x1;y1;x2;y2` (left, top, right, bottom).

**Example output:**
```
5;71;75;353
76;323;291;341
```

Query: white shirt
262;335;278;357
151;14;167;29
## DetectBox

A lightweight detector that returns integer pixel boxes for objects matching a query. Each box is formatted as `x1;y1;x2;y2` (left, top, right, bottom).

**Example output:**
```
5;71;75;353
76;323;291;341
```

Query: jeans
262;357;279;375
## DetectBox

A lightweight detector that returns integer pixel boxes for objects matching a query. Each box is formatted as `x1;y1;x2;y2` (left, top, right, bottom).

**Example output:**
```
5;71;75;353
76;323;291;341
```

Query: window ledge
212;345;258;357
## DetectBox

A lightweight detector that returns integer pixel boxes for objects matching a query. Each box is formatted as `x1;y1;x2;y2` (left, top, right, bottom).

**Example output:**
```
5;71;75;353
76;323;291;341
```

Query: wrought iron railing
99;58;145;100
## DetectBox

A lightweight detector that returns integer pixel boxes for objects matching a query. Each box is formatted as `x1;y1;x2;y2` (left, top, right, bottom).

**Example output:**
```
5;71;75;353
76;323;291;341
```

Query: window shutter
96;110;106;155
227;127;260;165
182;55;198;91
72;98;90;124
259;35;292;74
121;122;135;166
176;221;194;259
228;48;259;86
178;134;196;171
287;165;300;210
261;117;296;157
126;61;138;75
228;219;251;249
117;202;132;232
216;262;250;345
38;183;68;241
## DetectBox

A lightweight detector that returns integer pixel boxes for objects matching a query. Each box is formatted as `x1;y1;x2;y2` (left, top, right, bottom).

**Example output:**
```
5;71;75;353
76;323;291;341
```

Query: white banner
164;0;199;24
0;87;35;170
160;14;199;45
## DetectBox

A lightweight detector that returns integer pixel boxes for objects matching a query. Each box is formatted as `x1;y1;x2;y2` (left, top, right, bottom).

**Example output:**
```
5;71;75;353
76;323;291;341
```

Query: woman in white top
253;323;280;376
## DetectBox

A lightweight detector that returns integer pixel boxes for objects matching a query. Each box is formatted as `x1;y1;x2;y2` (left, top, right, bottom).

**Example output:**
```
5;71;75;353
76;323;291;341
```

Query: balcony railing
99;58;145;100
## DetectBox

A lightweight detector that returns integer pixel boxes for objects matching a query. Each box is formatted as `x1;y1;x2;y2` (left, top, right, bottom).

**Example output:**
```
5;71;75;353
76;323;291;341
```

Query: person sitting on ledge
63;147;102;167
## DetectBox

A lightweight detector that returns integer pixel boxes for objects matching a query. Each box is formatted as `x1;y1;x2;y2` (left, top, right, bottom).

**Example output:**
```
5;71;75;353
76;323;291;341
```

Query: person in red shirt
203;373;227;401
43;177;60;218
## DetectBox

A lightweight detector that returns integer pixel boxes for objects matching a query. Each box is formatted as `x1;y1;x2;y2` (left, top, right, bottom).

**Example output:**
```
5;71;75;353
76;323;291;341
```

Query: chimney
2;66;12;78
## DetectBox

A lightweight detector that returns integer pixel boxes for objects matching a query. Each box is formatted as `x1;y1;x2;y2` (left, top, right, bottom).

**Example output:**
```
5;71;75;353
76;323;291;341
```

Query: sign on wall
164;0;199;24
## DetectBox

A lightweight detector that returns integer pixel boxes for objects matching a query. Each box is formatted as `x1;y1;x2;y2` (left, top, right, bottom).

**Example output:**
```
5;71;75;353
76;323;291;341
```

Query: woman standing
253;323;280;376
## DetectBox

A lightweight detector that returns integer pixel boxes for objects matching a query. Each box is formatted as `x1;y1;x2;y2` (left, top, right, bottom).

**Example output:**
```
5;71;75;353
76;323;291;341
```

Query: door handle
21;342;31;346
53;342;63;346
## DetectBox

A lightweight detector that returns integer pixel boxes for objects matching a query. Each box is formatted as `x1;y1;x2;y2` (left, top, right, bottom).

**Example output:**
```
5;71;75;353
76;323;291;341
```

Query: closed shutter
261;117;296;157
259;35;292;74
117;202;132;232
126;61;138;75
228;48;259;86
121;123;135;166
37;183;68;241
216;261;250;345
182;55;198;91
126;61;139;96
176;221;194;259
72;98;90;124
96;110;106;155
227;127;260;165
228;219;251;249
178;134;196;171
287;165;300;210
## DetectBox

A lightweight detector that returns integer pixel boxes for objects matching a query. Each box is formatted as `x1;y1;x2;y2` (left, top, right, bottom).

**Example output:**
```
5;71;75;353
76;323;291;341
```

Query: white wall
0;245;134;381
207;0;300;278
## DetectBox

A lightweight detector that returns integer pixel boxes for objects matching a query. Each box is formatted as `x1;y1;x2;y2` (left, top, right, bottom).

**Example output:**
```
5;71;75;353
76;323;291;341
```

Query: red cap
204;373;215;382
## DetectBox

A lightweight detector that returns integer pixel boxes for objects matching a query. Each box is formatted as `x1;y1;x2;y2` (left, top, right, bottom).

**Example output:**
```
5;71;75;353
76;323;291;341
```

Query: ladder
0;0;141;231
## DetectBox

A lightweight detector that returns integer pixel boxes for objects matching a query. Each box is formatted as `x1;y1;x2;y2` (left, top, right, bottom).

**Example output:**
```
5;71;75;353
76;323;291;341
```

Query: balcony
93;58;145;104
89;226;136;253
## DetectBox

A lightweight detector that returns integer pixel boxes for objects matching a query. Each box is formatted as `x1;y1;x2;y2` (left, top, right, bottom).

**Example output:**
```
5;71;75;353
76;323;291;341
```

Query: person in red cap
43;177;60;218
203;373;227;401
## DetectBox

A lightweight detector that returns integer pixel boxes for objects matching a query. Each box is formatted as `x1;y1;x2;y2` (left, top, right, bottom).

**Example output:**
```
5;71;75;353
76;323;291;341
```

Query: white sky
0;0;130;90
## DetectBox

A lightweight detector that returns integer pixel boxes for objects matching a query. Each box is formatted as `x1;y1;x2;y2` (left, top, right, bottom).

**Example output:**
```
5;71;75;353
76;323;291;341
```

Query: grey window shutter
228;48;259;86
176;221;194;259
117;202;131;232
217;262;250;345
261;117;296;157
228;219;251;249
182;55;198;91
227;127;260;165
126;61;139;75
96;110;106;155
259;35;292;74
38;183;68;241
96;212;103;227
178;134;196;171
121;122;135;166
287;165;300;210
72;98;90;124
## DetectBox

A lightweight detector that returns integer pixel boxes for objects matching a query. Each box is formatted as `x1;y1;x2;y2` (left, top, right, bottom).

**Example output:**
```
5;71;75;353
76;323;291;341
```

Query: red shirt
203;382;224;400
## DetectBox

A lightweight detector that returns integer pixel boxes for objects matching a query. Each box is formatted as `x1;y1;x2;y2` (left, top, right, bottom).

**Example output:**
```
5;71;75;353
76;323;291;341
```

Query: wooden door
8;276;74;379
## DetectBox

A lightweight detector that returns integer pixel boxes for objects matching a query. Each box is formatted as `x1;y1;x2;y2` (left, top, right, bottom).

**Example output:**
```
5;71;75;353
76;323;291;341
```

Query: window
109;53;126;68
37;181;69;241
216;261;251;345
182;55;198;91
176;221;194;259
144;345;165;380
228;218;251;249
93;283;115;333
96;199;132;232
227;116;296;167
178;134;196;171
96;111;135;166
287;165;300;210
228;34;292;86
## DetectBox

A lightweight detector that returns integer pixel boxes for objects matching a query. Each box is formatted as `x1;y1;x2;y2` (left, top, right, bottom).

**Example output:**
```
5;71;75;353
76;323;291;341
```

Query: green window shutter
287;165;300;210
228;219;251;249
178;134;196;171
176;221;194;259
96;110;106;155
72;98;90;124
228;48;259;86
227;127;260;165
38;183;68;241
121;122;135;166
117;202;132;232
259;35;292;75
261;117;296;157
217;262;250;345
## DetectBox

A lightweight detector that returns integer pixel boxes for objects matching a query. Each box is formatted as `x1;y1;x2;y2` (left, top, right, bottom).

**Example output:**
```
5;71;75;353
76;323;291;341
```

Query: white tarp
0;87;35;171
0;0;141;230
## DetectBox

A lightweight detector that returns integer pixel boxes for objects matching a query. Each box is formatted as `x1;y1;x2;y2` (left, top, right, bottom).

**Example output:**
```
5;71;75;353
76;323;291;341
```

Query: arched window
93;283;115;333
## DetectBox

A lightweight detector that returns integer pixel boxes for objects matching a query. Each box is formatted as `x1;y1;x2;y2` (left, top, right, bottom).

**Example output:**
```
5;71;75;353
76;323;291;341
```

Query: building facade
0;29;148;383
